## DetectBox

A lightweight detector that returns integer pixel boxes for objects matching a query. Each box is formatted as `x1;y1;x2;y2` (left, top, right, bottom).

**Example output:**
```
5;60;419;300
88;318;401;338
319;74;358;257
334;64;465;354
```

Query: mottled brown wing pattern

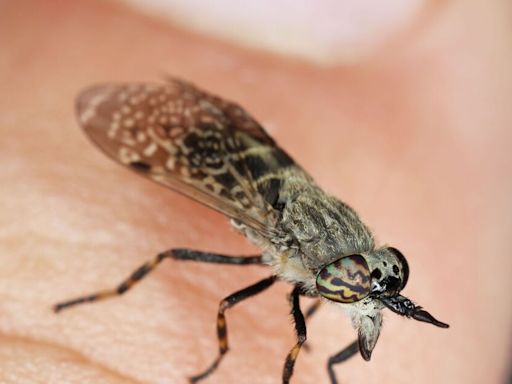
75;79;300;236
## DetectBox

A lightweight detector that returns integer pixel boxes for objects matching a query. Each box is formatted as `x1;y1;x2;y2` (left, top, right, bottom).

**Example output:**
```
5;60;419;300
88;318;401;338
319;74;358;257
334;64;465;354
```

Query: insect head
316;248;449;326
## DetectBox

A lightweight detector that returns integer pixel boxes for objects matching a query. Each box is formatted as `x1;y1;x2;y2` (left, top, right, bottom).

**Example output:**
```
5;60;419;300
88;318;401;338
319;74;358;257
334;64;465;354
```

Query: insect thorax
233;175;377;293
279;185;375;273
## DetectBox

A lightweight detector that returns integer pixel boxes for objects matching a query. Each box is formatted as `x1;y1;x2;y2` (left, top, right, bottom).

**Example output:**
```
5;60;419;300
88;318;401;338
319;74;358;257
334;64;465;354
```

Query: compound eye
386;247;409;290
316;254;371;303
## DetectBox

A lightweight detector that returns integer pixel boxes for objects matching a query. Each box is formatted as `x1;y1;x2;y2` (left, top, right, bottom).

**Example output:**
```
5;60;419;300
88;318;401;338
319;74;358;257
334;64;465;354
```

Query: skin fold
0;0;511;383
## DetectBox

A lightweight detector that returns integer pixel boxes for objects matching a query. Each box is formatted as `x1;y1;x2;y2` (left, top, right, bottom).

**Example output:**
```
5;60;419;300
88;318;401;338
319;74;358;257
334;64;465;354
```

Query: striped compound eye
316;255;371;303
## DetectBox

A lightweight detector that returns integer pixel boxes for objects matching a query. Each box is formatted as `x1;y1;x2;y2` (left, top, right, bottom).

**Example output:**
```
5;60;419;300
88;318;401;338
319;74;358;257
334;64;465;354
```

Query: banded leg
282;286;306;384
327;340;359;384
54;249;263;312
190;276;276;383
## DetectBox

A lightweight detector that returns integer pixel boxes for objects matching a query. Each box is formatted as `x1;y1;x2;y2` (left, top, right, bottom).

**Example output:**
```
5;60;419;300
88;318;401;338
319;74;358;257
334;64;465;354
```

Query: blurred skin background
0;0;511;383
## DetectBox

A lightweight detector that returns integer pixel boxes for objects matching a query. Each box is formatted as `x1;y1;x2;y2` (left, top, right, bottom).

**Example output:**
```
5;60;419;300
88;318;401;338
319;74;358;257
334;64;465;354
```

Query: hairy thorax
234;182;376;294
280;186;375;272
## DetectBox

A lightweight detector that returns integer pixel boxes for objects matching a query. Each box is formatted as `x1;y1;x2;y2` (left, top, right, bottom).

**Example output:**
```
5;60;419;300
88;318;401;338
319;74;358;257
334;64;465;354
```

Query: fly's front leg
301;298;321;352
282;286;307;384
304;299;321;320
54;249;263;312
190;276;277;383
327;340;359;384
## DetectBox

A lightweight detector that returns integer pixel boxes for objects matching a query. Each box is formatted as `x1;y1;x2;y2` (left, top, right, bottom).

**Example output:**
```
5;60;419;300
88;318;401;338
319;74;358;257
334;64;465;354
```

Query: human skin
0;0;511;383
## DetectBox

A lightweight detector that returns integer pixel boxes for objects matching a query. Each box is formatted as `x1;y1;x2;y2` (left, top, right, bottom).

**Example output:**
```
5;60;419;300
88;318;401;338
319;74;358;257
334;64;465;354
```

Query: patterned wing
75;78;304;236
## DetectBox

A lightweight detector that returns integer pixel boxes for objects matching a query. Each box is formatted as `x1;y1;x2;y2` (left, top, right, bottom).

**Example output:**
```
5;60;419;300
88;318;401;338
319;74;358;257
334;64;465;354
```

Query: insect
55;78;449;383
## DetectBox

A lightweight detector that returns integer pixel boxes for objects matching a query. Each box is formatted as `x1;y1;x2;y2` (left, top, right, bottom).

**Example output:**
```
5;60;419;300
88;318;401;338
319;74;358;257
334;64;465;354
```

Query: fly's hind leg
189;275;277;383
54;249;263;312
327;340;359;384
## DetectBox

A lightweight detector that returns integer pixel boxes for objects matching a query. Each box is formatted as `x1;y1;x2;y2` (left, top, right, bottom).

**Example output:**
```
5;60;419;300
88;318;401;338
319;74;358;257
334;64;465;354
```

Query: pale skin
0;0;511;383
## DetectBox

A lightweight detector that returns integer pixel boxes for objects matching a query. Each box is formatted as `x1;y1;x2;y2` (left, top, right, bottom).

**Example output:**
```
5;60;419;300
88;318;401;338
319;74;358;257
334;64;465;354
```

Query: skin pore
0;0;511;383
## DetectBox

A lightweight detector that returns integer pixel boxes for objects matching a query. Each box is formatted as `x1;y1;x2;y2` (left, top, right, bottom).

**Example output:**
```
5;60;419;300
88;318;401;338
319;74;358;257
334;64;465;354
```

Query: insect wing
75;79;299;235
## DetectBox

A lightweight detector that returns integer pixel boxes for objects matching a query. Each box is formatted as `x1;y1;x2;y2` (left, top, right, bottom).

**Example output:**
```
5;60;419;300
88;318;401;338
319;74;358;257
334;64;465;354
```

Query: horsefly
55;78;449;383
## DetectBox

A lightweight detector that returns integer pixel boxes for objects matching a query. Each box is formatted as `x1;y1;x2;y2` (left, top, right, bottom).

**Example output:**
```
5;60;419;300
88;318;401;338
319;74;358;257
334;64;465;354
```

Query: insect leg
327;340;359;384
282;285;307;384
54;249;263;312
189;275;276;383
302;299;321;352
304;299;321;321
